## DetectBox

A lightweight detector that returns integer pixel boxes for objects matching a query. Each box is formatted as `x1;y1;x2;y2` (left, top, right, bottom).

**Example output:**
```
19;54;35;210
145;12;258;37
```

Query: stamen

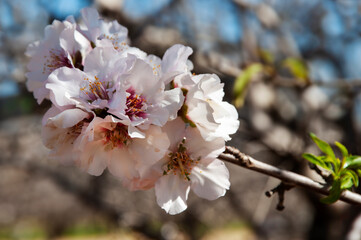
42;48;72;74
80;76;110;102
102;123;131;150
164;139;199;181
125;88;147;120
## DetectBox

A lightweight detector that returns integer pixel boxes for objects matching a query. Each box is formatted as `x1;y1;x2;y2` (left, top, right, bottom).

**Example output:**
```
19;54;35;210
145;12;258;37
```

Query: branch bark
219;146;361;206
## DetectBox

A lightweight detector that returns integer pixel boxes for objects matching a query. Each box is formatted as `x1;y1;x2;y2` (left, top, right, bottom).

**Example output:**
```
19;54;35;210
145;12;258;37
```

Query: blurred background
1;0;361;239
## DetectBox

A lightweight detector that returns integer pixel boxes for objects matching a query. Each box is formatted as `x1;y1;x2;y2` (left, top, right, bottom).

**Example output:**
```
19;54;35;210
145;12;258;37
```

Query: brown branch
219;146;361;206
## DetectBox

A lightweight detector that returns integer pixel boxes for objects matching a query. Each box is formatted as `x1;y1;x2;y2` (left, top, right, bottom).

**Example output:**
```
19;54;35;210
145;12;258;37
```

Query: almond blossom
154;118;230;215
174;73;239;141
26;18;91;104
75;115;169;189
26;7;240;215
42;105;92;165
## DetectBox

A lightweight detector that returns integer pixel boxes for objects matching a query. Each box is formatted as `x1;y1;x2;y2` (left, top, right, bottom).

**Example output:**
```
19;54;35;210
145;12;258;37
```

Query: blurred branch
219;146;361;206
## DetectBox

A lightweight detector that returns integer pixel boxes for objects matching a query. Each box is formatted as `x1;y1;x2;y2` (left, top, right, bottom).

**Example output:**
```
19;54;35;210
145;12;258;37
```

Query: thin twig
219;146;361;206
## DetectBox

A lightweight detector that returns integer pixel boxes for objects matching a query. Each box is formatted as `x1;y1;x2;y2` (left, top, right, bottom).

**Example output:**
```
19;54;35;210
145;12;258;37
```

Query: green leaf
233;63;263;108
258;49;275;65
340;169;359;188
340;175;353;189
318;156;335;172
320;179;342;204
302;153;331;171
335;141;348;158
309;133;336;161
344;156;361;169
282;57;309;83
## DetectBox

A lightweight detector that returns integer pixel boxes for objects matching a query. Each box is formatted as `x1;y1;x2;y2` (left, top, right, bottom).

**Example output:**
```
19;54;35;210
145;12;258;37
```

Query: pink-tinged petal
88;149;108;176
123;173;159;191
162;88;185;120
107;148;138;181
77;140;106;176
46;67;87;107
190;160;230;200
155;174;190;215
131;125;170;174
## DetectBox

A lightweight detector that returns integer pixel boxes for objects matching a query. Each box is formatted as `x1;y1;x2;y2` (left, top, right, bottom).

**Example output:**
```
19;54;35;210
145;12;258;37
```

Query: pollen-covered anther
165;140;200;181
102;123;130;150
42;48;72;74
80;76;110;101
125;88;147;120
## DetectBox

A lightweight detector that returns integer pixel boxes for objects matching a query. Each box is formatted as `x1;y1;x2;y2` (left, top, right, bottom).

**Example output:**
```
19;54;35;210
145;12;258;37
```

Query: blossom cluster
26;8;239;215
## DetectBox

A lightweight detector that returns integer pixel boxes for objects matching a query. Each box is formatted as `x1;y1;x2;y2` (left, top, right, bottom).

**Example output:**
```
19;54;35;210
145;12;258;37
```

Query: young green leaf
282;57;309;83
320;179;342;204
340;175;354;190
341;169;359;188
344;156;361;169
335;141;348;158
309;133;336;161
302;153;331;171
233;63;263;108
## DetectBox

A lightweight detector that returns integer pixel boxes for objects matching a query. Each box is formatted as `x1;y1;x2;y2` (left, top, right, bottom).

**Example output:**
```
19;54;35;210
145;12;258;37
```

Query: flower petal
190;160;230;200
155;174;190;215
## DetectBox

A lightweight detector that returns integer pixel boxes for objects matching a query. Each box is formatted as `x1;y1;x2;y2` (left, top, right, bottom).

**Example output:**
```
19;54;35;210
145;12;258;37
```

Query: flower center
164;139;199;181
42;48;72;74
126;88;147;120
80;76;111;102
102;123;130;150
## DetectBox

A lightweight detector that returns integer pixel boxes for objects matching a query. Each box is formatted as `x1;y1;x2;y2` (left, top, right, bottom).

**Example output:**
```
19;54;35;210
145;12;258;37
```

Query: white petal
161;118;186;150
155;174;190;215
161;44;193;84
187;99;219;141
50;108;90;129
211;101;239;141
190;160;230;200
128;125;146;138
185;127;225;165
162;88;185;120
46;67;86;107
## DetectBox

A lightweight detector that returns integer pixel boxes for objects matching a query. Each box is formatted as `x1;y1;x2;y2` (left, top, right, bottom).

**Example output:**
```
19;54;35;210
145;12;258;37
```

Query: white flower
75;115;170;189
154;118;229;215
26;18;91;104
42;105;92;165
78;7;144;56
46;47;184;135
174;73;239;141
